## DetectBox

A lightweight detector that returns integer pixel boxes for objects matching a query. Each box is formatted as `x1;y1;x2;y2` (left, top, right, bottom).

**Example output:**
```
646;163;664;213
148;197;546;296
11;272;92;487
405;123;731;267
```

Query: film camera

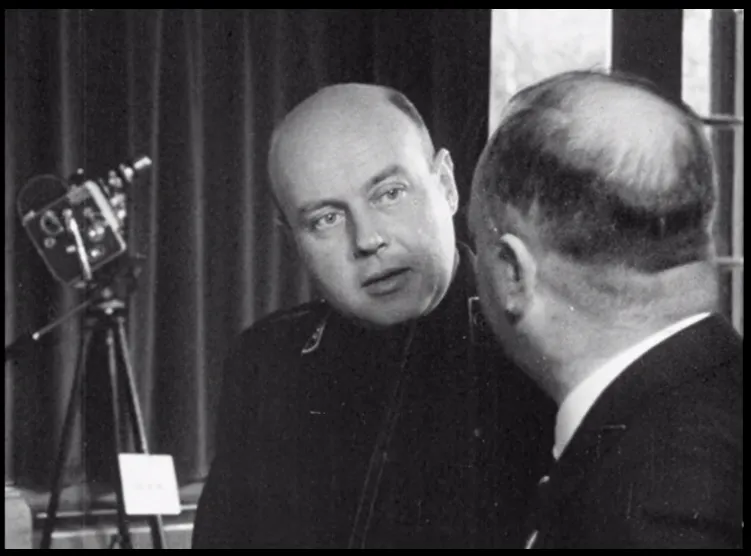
18;156;151;288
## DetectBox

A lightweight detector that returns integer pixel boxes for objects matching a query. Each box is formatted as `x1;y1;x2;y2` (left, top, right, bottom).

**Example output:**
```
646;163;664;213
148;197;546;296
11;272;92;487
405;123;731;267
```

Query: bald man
469;69;743;548
191;84;554;548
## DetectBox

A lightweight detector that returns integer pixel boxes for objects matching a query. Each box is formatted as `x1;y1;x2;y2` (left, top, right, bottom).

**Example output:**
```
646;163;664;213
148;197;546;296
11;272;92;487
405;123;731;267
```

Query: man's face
274;110;458;328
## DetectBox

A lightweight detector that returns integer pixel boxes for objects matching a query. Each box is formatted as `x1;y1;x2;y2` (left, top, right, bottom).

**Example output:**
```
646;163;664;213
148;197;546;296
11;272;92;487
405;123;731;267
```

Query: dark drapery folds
5;9;490;508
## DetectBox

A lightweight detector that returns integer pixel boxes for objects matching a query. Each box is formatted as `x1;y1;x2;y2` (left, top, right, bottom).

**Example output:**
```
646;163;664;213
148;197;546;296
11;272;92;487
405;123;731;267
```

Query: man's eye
376;186;406;205
311;212;342;231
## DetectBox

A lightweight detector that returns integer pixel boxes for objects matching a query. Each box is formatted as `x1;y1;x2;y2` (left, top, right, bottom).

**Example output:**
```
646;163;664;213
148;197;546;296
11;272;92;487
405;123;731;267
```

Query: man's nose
352;212;387;258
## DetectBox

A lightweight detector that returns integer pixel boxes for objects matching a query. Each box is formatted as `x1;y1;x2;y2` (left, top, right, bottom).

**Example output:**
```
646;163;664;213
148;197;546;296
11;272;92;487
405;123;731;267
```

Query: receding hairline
267;83;435;220
505;74;697;196
478;69;714;217
270;83;433;165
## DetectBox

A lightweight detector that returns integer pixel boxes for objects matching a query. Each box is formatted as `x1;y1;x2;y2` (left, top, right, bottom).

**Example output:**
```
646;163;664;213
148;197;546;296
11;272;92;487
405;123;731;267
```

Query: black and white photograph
5;9;743;549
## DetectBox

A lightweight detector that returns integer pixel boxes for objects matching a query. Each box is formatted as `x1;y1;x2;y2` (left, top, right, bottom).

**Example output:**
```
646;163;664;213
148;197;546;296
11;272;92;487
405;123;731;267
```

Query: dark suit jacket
192;244;555;549
527;313;743;549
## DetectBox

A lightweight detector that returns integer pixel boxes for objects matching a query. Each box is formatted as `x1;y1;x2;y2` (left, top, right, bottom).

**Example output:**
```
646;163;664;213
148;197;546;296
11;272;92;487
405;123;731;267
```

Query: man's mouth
362;267;410;288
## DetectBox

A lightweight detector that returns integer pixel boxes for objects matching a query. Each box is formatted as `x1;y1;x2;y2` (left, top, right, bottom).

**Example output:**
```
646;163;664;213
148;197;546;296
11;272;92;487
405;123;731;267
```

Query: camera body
18;156;150;289
22;179;128;288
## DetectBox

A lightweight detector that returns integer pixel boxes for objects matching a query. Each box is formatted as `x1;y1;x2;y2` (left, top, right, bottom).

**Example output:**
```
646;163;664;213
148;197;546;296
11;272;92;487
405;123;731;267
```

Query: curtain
5;9;490;505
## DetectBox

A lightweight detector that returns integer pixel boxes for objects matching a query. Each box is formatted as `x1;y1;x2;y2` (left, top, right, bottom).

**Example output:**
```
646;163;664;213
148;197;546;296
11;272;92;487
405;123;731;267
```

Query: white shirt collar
552;312;711;460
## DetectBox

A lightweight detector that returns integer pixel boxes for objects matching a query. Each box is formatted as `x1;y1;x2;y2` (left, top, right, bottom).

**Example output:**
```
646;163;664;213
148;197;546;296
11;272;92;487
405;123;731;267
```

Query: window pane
490;9;612;134
683;9;712;115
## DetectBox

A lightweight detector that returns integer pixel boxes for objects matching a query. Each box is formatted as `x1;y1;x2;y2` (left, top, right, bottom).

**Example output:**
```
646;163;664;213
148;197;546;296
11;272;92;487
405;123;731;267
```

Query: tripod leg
39;327;93;550
114;317;168;549
105;327;134;549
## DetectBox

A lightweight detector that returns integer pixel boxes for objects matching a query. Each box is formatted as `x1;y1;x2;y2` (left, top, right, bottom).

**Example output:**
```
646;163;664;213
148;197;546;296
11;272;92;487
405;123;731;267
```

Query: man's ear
493;233;537;323
434;148;459;215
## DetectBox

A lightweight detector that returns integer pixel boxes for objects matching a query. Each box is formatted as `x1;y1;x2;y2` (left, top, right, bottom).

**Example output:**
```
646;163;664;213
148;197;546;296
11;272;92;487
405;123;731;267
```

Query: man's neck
541;261;719;405
550;310;712;406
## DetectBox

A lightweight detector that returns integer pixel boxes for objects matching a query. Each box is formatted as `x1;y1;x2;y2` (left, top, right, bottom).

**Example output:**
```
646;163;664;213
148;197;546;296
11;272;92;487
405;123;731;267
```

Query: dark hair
476;69;717;274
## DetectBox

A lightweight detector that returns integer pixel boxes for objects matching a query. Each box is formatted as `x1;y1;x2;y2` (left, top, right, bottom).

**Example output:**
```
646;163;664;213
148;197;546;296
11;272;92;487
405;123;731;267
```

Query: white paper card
117;453;182;516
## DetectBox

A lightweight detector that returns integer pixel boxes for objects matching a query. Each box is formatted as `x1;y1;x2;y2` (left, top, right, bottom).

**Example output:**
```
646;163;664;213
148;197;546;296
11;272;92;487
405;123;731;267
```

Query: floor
9;481;204;549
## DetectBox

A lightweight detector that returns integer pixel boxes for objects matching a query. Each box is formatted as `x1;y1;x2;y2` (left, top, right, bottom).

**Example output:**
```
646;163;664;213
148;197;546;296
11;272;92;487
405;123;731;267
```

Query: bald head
268;83;435;223
473;69;717;274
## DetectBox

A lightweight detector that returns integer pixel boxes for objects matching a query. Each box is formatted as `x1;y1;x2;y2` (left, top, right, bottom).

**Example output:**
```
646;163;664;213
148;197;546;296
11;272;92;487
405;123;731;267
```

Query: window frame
703;9;744;335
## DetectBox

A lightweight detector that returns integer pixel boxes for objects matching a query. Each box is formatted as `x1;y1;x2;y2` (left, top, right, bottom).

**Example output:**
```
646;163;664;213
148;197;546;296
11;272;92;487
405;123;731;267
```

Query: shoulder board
301;304;333;356
257;298;327;327
252;299;332;356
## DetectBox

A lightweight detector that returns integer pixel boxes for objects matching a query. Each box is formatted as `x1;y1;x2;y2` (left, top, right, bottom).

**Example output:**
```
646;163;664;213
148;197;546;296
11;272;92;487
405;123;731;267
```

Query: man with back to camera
191;83;556;548
468;69;743;549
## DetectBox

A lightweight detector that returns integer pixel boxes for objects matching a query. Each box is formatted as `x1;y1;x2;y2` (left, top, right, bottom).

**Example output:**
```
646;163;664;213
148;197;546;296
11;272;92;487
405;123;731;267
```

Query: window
683;9;712;114
490;9;613;135
691;9;744;335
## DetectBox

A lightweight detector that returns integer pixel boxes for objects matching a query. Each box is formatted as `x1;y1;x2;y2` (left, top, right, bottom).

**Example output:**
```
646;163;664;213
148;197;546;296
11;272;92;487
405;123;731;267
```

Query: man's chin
343;303;425;330
358;311;417;330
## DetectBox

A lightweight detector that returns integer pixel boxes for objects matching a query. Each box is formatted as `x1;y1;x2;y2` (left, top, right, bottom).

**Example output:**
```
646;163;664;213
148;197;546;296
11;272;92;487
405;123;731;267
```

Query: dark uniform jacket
525;313;743;549
192;243;555;548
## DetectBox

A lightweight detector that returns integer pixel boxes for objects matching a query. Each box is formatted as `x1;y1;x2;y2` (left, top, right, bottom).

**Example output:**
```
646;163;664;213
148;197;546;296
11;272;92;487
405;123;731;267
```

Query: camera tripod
37;283;167;550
